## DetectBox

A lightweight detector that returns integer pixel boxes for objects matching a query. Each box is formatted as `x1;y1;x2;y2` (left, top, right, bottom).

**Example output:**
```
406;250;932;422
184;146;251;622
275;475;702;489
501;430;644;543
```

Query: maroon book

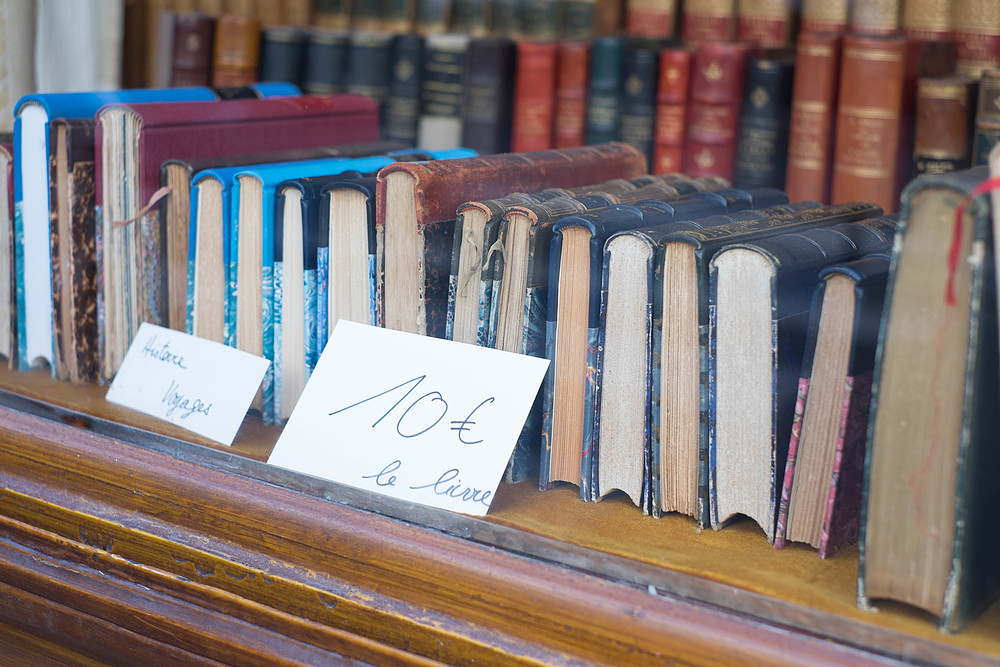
653;47;692;175
682;41;758;182
512;41;558;153
94;93;379;379
553;40;590;149
170;12;216;87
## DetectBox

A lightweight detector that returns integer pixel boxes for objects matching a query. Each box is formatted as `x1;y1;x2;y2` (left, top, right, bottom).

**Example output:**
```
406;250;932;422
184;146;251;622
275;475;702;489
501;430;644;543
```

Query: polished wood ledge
0;368;996;665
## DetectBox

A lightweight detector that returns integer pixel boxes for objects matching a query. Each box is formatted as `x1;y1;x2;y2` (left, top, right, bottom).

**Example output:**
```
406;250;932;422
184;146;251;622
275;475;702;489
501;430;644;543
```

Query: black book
618;38;662;166
259;26;306;87
461;36;517;155
733;54;796;189
301;29;349;95
384;33;425;146
346;31;394;131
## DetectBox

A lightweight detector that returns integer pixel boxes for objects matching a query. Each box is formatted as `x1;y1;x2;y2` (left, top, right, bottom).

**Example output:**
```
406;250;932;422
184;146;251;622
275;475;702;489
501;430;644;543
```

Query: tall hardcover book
170;12;216;87
785;32;842;205
733;54;795;190
683;41;758;183
618;38;661;166
652;201;881;522
461;37;517;155
520;0;560;39
901;0;952;41
418;33;470;151
624;0;678;38
799;0;847;34
384;33;425;146
859;166;1000;632
554;40;591;149
13;86;222;374
913;74;979;176
95;94;379;379
301;29;349;95
708;215;898;540
259;26;306;87
375;143;648;340
973;68;1000;166
346;31;394;134
773;253;891;558
680;0;735;43
512;40;559;152
954;0;1000;76
585;37;624;145
735;0;795;48
211;13;261;87
652;47;691;175
849;0;900;36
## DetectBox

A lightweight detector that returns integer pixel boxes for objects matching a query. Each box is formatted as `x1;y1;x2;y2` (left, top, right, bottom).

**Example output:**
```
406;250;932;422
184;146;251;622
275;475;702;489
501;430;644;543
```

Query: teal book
859;167;1000;632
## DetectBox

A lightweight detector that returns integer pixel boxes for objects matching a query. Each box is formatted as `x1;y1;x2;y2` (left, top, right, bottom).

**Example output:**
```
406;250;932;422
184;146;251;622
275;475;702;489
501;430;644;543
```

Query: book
520;0;560;39
954;0;1000;76
418;33;470;151
859;166;1000;632
652;47;691;175
383;33;425;146
849;0;900;35
346;31;394;134
773;253;891;558
95;93;379;380
170;12;216;87
415;0;452;35
683;41;759;183
799;0;848;34
301;29;349;95
901;0;952;41
211;13;261;87
651;200;885;523
785;32;842;205
973;68;1000;166
0;0;36;134
735;0;795;48
913;74;979;177
680;0;735;43
624;0;678;38
732;53;795;190
375;142;647;340
461;36;517;155
0;136;13;368
554;40;591;149
13;86;223;375
591;191;807;509
451;0;490;35
707;215;898;540
512;40;559;153
313;0;352;30
618;37;661;166
585;37;624;145
259;26;306;87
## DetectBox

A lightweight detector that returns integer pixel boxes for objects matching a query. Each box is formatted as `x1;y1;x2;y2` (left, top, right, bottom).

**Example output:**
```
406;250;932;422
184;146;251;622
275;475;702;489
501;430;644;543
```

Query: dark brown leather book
624;0;678;38
736;0;795;48
211;13;261;87
680;0;735;43
799;0;847;34
171;12;216;87
849;0;900;36
653;47;691;175
785;32;842;205
973;68;1000;165
374;142;647;338
512;40;559;152
682;41;759;182
954;0;1000;76
913;74;979;176
554;40;590;149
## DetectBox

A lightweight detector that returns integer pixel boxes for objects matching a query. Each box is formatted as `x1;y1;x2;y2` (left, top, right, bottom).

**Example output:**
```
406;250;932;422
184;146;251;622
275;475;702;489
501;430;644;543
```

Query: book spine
520;0;560;40
585;36;624;145
418;33;470;150
317;246;329;347
451;0;490;36
733;55;796;190
785;33;842;205
301;30;349;95
683;41;755;182
461;37;516;155
554;40;590;149
799;0;848;34
346;32;394;134
736;0;795;49
259;26;306;86
170;12;215;87
491;0;521;37
211;13;261;87
561;0;599;40
512;40;559;152
681;0;735;43
625;0;678;38
271;259;284;425
849;0;900;36
954;0;1000;76
384;33;425;146
618;39;660;165
973;69;1000;165
313;0;352;29
913;75;979;176
901;0;953;41
48;138;65;380
414;0;451;35
653;48;692;175
830;35;908;214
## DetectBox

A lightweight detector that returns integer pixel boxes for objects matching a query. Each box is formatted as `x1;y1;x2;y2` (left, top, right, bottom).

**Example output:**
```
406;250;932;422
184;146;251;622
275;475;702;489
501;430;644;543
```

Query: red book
94;94;379;378
785;32;842;204
736;0;795;48
554;41;590;149
512;41;559;153
953;0;1000;75
652;47;692;174
681;0;736;43
682;41;757;181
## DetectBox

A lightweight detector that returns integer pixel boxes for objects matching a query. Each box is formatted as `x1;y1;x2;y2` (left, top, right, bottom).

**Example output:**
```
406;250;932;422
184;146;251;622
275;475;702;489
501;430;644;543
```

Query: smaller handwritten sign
106;322;270;445
267;321;549;515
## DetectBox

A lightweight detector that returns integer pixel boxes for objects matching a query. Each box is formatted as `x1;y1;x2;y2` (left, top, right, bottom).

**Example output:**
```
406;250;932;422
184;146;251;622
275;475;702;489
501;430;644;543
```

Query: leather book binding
170;12;215;87
512;40;559;152
211;13;262;87
653;47;692;175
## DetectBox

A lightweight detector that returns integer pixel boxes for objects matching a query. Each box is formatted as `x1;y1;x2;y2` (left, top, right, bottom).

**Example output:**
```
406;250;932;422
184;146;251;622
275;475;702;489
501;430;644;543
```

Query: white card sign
267;321;549;515
105;322;270;445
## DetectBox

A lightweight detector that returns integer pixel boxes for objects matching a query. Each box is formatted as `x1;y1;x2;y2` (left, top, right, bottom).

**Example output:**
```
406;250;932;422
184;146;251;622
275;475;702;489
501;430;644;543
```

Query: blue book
13;87;221;375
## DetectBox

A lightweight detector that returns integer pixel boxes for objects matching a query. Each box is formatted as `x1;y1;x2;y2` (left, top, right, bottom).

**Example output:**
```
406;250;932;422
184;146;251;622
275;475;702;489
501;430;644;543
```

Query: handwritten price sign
267;321;548;515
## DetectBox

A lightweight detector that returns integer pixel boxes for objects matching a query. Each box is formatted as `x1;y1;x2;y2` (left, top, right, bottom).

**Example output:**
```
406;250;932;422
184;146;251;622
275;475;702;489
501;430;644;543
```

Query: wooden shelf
0;366;996;665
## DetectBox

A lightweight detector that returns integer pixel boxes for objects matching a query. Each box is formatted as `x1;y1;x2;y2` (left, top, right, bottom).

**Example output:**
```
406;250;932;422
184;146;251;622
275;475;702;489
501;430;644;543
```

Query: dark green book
586;36;624;145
